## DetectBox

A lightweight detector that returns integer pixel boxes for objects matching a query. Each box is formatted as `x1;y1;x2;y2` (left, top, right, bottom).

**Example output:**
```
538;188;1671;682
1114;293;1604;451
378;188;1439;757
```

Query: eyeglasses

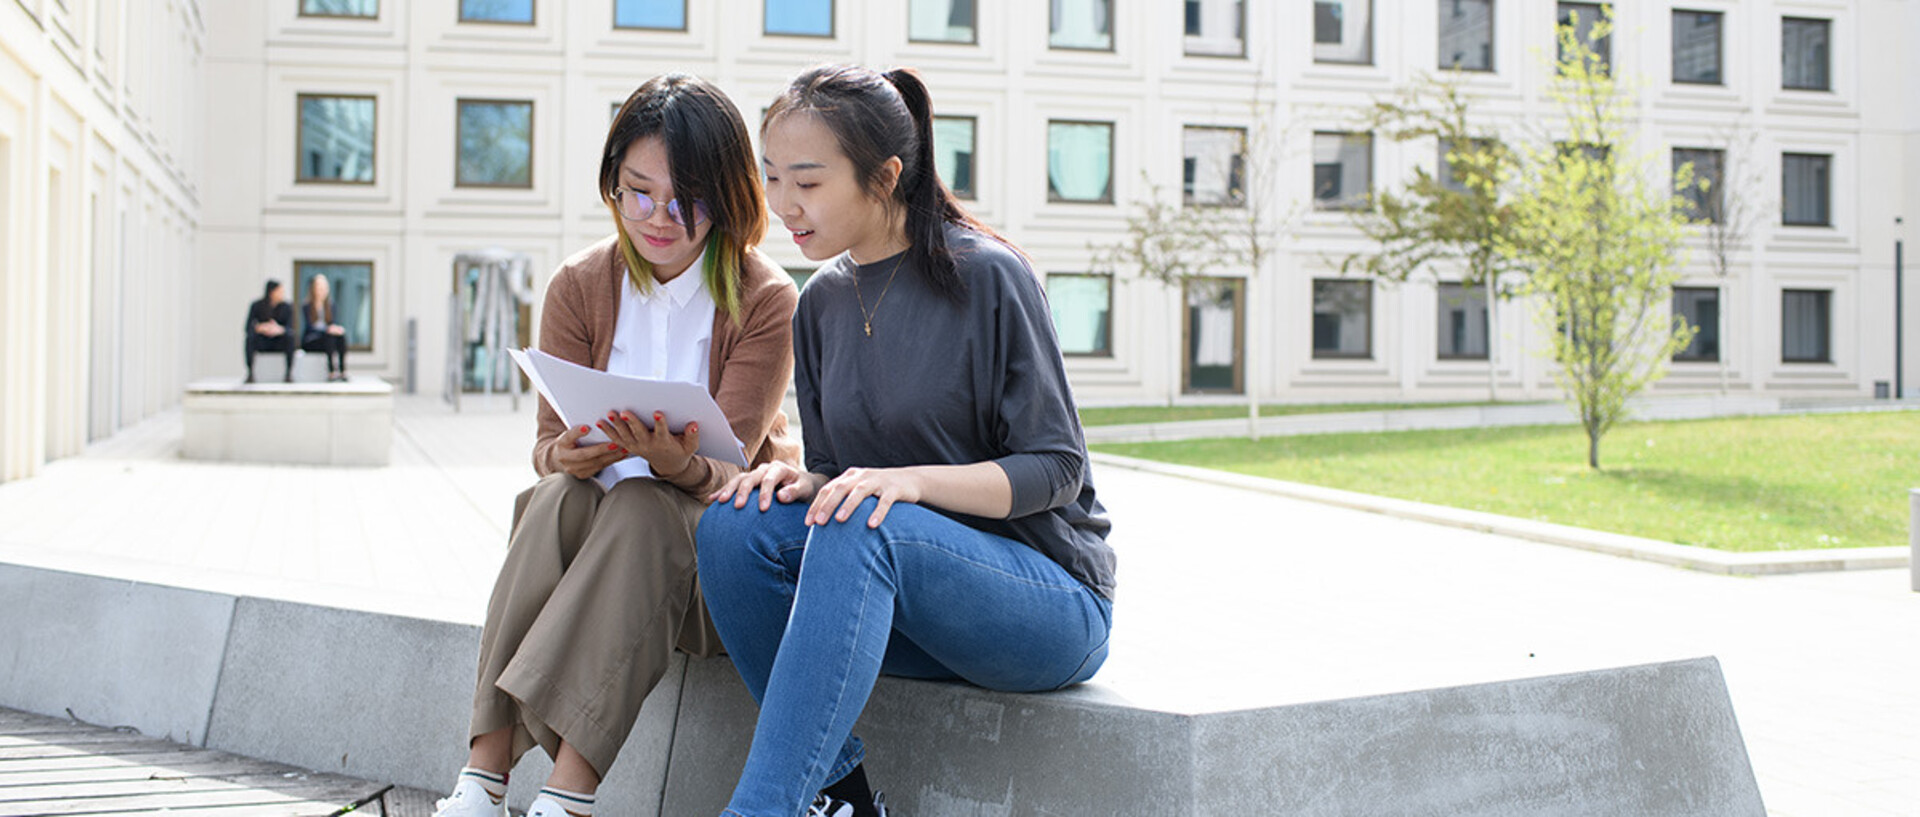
611;187;709;228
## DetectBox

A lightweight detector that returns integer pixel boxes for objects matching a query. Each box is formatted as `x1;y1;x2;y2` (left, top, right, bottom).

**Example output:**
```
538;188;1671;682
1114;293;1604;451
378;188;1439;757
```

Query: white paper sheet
509;348;749;477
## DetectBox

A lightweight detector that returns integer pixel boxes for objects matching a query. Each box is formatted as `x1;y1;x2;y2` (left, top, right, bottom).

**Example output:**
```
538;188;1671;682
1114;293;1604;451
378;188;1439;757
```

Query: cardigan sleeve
530;266;597;477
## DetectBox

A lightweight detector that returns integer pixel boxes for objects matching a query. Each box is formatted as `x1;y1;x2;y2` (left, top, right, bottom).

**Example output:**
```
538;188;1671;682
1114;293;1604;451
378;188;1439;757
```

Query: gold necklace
852;253;905;338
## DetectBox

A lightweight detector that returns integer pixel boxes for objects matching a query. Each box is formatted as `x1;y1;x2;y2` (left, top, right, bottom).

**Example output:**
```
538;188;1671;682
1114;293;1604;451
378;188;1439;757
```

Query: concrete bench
248;350;335;385
0;563;1766;816
182;377;394;466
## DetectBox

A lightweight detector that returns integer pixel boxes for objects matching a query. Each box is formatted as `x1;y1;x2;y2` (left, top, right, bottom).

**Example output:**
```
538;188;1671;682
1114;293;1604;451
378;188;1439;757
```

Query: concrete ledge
182;378;394;466
2;565;1766;816
1091;451;1910;575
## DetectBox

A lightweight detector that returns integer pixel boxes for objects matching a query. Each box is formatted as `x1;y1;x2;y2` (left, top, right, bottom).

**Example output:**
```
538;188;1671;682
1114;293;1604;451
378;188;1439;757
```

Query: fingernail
688;423;698;432
606;443;619;450
578;426;589;433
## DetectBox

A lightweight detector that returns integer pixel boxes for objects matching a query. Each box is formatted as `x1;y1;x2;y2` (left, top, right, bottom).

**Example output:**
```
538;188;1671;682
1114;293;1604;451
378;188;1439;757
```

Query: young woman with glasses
432;73;799;817
696;64;1116;817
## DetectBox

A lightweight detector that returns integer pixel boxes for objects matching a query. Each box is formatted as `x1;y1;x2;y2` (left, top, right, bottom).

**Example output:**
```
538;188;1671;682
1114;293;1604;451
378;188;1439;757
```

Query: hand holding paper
511;348;749;470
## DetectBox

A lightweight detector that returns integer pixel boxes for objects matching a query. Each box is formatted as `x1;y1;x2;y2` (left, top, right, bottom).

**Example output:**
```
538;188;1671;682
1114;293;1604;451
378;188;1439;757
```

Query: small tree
1501;9;1697;468
1340;73;1526;401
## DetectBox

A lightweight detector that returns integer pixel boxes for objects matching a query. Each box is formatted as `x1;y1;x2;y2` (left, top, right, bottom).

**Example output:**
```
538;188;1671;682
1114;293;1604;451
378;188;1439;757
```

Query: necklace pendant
863;320;873;337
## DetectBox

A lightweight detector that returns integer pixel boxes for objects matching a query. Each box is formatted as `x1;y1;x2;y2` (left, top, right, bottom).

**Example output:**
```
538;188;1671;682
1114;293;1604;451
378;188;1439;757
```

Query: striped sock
459;767;508;802
536;785;595;817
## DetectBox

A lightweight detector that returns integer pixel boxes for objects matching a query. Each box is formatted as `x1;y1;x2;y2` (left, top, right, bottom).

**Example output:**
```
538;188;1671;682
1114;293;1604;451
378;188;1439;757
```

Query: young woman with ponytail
432;73;799;817
697;64;1115;817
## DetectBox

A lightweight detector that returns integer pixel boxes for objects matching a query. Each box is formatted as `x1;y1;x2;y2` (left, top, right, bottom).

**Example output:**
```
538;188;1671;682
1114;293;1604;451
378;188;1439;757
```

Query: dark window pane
1557;2;1611;74
1437;282;1489;359
1782;153;1830;226
615;0;685;29
1673;147;1724;223
1782;17;1831;90
1438;0;1494;71
1049;274;1112;357
766;0;833;37
295;261;374;350
1781;289;1830;362
459;0;533;24
302;0;378;18
1047;121;1113;202
933;116;976;199
457;100;533;188
1185;277;1243;391
1672;286;1720;361
1051;0;1112;50
297;95;375;184
1312;279;1371;358
1672;10;1722;84
910;0;974;43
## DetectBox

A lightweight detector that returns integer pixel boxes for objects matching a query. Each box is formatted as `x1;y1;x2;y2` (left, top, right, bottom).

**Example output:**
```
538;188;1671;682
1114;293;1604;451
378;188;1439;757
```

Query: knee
695;498;757;564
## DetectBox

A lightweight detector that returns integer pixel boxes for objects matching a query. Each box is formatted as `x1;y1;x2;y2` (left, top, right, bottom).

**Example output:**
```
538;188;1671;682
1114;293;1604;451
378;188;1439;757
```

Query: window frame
1045;119;1116;205
293;259;377;353
1556;2;1611;75
1780;152;1832;227
1781;16;1832;92
1437;0;1495;72
455;98;536;190
1311;278;1374;360
1671;286;1721;362
1672;147;1725;224
1047;273;1115;358
763;0;835;38
1780;288;1831;364
457;0;536;26
932;114;978;200
1049;0;1115;53
612;0;689;32
299;0;379;20
907;0;977;45
1314;0;1374;65
1435;281;1490;361
1671;8;1723;86
1311;130;1373;212
294;92;378;186
1182;276;1246;394
1182;125;1248;208
1183;0;1247;59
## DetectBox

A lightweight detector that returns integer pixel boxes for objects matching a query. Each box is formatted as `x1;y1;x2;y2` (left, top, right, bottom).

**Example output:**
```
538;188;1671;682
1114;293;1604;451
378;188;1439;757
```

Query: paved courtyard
0;395;1913;815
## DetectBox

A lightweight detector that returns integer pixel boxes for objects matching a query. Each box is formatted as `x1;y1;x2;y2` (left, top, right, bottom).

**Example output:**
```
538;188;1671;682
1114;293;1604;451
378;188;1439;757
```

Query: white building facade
2;0;1915;479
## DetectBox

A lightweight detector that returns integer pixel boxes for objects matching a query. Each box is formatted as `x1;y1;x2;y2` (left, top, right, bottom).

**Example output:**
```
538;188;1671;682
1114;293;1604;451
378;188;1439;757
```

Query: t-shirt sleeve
986;255;1089;518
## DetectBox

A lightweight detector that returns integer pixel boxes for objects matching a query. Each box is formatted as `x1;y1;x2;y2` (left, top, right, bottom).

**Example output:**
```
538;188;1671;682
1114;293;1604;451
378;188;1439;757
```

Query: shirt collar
628;244;709;308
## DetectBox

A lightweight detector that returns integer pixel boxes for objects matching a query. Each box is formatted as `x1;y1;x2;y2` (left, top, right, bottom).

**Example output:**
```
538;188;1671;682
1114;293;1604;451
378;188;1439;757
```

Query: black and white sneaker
806;791;888;817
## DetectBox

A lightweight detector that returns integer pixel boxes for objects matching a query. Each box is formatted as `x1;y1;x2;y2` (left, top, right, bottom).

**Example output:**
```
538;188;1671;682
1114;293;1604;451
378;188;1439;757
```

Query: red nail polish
607;443;619;450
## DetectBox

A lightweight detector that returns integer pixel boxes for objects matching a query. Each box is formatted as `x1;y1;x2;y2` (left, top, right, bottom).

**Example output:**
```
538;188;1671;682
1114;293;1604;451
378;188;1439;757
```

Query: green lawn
1078;400;1512;427
1093;412;1919;552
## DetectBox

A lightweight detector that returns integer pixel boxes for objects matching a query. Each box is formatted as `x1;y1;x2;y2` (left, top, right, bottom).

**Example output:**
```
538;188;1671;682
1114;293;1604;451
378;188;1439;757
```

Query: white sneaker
432;777;506;817
526;793;590;817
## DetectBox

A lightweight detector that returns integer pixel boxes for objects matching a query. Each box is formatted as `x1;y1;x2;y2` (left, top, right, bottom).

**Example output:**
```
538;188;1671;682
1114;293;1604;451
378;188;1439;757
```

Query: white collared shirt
598;248;717;487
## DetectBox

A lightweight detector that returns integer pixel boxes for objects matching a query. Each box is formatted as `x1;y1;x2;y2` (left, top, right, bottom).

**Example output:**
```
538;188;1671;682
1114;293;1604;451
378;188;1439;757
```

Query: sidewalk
0;396;1914;815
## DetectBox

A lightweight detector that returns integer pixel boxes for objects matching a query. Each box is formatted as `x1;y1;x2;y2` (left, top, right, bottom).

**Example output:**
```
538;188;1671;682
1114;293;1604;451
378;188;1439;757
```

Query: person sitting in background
244;279;293;384
301;274;350;381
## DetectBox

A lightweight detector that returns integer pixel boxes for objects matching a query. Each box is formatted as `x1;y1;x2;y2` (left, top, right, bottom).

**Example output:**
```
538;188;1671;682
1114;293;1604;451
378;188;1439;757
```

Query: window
1185;0;1244;57
1781;289;1830;363
615;0;685;30
765;0;833;37
1557;2;1610;74
1438;0;1493;71
1673;148;1724;223
1047;121;1113;203
1438;138;1496;193
1781;153;1830;226
933;116;976;199
1312;279;1371;358
1437;282;1489;359
1183;126;1245;207
1048;274;1112;357
456;99;533;188
296;94;376;184
910;0;975;43
459;0;533;24
1672;286;1720;362
1051;0;1112;51
1184;278;1244;392
301;0;377;18
1782;17;1831;91
1672;10;1722;85
1314;0;1372;64
295;261;374;351
1312;131;1372;211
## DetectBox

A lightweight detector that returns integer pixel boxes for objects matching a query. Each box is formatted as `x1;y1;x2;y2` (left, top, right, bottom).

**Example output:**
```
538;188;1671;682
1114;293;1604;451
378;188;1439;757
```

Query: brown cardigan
531;235;801;496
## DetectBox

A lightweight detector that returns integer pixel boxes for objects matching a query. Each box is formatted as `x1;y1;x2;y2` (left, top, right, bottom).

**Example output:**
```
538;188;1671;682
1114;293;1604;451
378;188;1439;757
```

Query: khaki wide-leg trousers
470;473;721;779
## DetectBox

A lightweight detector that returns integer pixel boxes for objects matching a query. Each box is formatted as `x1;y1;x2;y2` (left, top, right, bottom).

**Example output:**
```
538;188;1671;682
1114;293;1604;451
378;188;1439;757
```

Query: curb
1088;452;1909;576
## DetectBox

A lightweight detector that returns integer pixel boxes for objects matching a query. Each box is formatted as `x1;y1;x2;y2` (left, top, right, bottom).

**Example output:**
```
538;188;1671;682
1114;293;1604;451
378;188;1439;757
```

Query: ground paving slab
0;397;1913;815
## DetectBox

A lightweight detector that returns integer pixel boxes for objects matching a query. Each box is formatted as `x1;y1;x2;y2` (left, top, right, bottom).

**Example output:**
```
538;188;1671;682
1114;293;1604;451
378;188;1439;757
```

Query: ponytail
881;68;962;299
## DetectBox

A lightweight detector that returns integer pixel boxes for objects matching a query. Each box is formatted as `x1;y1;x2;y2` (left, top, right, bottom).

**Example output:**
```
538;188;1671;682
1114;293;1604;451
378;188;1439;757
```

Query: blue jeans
697;494;1112;817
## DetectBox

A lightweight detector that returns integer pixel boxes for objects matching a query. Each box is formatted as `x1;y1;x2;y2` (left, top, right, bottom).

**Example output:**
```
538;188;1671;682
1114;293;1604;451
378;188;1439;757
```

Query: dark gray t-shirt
793;225;1116;599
